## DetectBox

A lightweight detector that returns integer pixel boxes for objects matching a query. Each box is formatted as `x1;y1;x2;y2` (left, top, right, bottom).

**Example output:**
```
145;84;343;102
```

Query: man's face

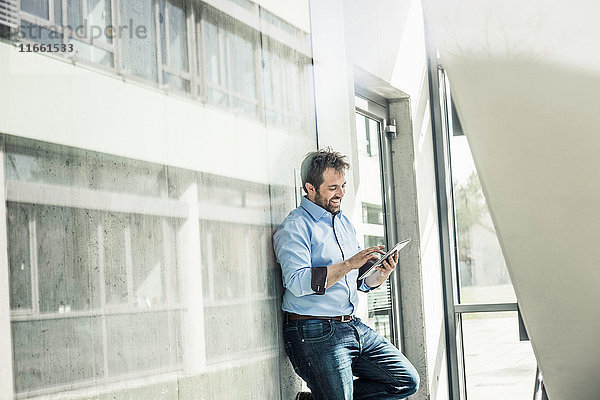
311;168;346;214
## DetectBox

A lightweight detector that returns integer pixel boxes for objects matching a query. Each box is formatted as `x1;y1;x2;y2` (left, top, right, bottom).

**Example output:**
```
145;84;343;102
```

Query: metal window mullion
81;0;87;26
161;219;176;365
11;304;186;322
154;0;164;86
253;33;263;121
29;206;40;315
124;224;134;307
196;6;206;100
186;1;198;97
96;221;110;380
425;10;464;396
454;303;518;314
19;12;59;29
61;0;68;47
111;0;121;72
163;0;172;70
219;25;230;106
161;65;191;79
47;0;54;25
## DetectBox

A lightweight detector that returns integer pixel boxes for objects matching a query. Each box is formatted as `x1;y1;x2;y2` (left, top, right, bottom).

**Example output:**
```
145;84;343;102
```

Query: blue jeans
283;317;420;400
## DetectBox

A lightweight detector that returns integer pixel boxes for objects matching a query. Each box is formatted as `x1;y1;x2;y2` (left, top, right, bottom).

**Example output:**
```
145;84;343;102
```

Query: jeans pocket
300;319;335;342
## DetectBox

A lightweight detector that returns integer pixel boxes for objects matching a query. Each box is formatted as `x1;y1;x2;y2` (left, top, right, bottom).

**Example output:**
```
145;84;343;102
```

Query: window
200;6;259;116
13;0;314;132
362;203;383;225
262;37;311;132
19;0;115;67
356;112;380;157
158;0;192;92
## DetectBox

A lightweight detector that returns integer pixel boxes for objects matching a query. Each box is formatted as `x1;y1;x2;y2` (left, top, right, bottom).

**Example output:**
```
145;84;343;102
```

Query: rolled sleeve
356;259;381;292
274;219;326;296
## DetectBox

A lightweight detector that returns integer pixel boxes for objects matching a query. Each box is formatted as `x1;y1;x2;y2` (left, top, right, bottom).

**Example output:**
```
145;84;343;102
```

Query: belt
285;312;354;322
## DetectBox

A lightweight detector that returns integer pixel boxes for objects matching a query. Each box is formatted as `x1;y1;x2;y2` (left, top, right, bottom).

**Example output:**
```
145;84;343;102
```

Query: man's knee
391;369;419;397
406;372;420;396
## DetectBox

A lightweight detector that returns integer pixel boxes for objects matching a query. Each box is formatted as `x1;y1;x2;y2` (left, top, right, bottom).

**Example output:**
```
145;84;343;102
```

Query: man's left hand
365;250;398;288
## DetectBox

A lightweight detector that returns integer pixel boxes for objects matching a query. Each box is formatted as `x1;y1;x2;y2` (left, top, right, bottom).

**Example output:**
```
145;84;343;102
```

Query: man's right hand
324;246;386;289
346;246;386;270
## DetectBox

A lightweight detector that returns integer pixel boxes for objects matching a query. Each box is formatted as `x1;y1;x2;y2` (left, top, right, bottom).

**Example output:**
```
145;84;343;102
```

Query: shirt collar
301;196;342;221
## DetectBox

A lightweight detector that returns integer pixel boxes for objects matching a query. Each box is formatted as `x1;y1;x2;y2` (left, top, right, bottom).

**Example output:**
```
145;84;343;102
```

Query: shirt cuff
311;266;327;295
357;259;382;292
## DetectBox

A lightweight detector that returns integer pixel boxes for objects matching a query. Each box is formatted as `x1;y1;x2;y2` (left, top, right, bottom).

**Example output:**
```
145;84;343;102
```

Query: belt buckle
340;315;352;322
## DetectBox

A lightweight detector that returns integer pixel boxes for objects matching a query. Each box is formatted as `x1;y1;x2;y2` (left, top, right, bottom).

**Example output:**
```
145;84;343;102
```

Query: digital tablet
358;238;411;280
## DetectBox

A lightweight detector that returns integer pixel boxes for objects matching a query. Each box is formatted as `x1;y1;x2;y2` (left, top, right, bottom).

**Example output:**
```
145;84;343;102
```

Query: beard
314;191;342;214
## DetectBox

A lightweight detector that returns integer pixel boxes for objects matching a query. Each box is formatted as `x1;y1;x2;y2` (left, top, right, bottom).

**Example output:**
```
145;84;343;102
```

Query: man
274;149;419;400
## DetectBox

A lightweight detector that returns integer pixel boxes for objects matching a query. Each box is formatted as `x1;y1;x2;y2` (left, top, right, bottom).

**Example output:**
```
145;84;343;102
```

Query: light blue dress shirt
274;196;371;316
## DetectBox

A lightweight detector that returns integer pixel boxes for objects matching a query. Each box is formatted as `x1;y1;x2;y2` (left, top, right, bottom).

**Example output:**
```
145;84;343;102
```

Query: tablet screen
358;238;411;280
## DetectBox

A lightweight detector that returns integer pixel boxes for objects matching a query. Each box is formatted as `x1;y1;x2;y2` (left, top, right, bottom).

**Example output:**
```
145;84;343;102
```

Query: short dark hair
301;148;350;193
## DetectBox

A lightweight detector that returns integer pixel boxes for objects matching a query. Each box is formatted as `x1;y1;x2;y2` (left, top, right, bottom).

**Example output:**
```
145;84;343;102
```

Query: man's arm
274;219;385;295
325;245;386;289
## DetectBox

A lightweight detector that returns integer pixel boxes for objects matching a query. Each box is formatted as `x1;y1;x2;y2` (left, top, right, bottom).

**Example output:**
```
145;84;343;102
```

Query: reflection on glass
5;134;305;398
450;135;516;304
106;311;182;376
12;317;104;392
166;0;188;71
119;0;158;81
87;0;113;44
103;212;128;306
7;203;32;311
21;0;49;19
36;206;101;313
20;21;63;45
262;37;310;132
462;312;537;400
201;7;258;116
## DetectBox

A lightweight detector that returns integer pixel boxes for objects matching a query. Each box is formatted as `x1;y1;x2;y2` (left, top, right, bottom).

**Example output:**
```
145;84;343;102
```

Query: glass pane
4;136;166;197
21;0;49;19
227;29;256;100
450;135;517;303
69;38;114;67
202;17;221;86
355;112;394;342
130;214;167;307
167;0;188;71
119;0;158;81
54;0;63;25
67;0;82;29
261;37;311;133
462;312;537;400
106;311;181;376
87;0;112;44
362;203;383;225
36;206;101;313
103;212;129;306
20;21;63;45
163;72;191;92
7;202;32;311
12;317;104;392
